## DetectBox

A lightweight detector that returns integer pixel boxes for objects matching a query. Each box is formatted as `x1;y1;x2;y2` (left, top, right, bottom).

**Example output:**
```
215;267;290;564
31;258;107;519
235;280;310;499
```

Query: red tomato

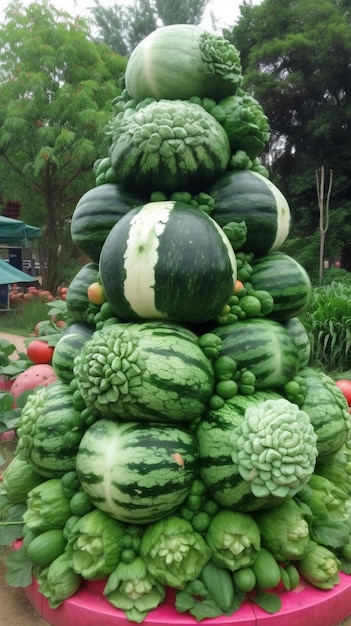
27;339;54;365
335;379;351;406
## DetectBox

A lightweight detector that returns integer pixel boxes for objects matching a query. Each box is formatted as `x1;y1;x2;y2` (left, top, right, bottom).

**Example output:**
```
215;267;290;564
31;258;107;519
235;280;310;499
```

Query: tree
0;1;127;292
225;0;351;275
90;0;210;56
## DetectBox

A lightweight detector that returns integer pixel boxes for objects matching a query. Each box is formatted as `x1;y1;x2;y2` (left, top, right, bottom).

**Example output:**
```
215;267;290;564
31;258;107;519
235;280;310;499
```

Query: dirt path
0;547;49;626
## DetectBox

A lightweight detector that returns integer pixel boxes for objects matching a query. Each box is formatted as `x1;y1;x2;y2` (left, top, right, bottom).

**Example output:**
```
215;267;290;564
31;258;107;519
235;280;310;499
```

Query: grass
0;299;57;336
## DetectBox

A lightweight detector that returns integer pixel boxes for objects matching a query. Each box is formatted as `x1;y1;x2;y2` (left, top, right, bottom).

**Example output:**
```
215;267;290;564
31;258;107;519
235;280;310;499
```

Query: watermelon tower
3;23;351;626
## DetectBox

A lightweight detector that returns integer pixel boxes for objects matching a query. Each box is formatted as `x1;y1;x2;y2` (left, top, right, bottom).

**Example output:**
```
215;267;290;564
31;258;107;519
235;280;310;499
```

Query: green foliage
0;1;127;293
0;298;55;335
90;0;211;55
226;0;351;270
301;281;351;372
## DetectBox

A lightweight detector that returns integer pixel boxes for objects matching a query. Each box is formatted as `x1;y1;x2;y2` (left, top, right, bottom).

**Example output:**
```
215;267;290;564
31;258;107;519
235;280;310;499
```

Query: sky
0;1;261;31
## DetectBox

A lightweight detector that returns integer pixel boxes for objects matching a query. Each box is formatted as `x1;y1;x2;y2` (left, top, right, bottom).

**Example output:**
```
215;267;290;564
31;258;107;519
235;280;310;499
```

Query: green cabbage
205;509;260;571
23;479;71;532
65;509;126;579
36;553;82;608
253;498;310;561
140;515;212;588
104;556;165;623
299;540;341;589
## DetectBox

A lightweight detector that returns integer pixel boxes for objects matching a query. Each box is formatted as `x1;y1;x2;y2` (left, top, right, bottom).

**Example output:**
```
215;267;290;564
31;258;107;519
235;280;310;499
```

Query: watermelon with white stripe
99;201;237;324
207;169;291;255
76;418;199;524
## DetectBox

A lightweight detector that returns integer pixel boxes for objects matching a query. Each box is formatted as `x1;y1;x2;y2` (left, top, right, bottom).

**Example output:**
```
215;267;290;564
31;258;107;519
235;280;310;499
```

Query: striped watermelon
250;251;312;320
298;367;351;463
66;262;99;323
207;169;291;255
73;321;214;424
76;419;199;524
99;201;237;324
52;324;95;383
212;318;300;390
70;183;146;263
16;381;88;478
284;317;311;368
196;391;285;511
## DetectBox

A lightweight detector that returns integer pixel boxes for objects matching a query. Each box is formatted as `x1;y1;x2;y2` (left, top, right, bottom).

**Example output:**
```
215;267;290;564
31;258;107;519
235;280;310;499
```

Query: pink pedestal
24;572;351;626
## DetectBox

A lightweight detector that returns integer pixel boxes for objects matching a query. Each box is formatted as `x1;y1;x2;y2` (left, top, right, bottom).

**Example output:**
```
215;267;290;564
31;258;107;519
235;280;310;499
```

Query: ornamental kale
231;398;318;498
140;515;212;588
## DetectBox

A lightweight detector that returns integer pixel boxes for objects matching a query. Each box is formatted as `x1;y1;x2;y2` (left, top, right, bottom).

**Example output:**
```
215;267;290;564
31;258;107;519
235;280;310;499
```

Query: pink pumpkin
11;364;58;406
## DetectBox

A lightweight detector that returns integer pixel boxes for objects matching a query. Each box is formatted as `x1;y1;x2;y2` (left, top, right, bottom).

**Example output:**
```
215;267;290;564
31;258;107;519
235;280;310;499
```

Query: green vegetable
212;89;270;159
99;202;236;324
298;540;341;589
253;498;310;561
299;474;350;522
205;509;261;571
125;24;242;103
25;529;66;567
200;560;235;612
251;547;281;590
23;479;71;533
232;566;256;592
103;556;166;623
222;220;248;251
230;398;318;498
73;321;214;423
315;445;351;496
65;509;126;580
35;552;82;608
140;515;212;588
76;419;198;524
2;456;44;504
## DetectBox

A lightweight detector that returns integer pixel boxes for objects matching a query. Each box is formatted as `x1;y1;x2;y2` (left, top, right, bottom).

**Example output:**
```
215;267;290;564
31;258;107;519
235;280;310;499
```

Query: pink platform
23;571;351;626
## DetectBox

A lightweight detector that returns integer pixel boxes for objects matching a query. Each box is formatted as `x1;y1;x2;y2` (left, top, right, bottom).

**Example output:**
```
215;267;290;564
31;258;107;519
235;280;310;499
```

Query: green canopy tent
0;259;37;310
0;215;42;244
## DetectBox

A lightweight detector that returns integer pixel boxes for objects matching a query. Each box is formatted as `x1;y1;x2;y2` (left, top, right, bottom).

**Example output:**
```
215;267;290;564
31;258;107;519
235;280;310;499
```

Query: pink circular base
24;572;351;626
